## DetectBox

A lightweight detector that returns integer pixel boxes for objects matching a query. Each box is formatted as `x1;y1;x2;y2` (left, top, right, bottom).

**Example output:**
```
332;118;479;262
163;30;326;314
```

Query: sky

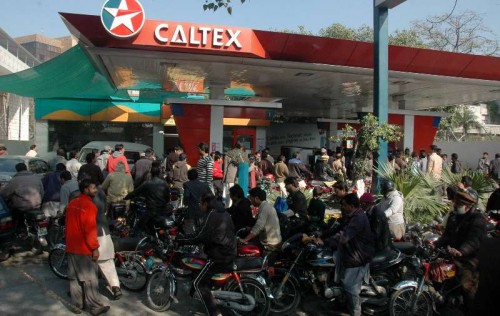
0;0;499;39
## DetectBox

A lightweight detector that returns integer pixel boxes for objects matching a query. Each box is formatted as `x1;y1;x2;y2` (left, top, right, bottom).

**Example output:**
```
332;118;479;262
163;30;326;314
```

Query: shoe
112;286;122;300
90;306;110;316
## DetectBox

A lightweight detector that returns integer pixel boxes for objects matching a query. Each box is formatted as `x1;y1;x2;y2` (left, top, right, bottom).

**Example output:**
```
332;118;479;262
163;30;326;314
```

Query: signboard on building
266;123;321;154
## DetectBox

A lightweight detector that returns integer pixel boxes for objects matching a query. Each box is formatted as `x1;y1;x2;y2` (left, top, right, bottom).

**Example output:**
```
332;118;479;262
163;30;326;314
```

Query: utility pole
373;0;406;187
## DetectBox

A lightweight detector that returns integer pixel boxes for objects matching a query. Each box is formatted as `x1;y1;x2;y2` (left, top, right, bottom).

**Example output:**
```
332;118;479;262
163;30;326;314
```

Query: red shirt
213;160;223;179
107;154;130;175
65;194;99;255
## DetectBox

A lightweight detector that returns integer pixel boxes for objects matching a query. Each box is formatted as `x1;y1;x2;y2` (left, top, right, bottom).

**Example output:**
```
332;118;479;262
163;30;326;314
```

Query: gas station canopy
0;12;500;120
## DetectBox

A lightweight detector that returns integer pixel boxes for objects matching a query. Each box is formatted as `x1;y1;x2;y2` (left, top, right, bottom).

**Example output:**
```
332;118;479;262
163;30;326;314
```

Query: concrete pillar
210;106;224;153
403;115;414;152
152;124;164;158
209;83;226;154
35;120;49;154
328;122;338;149
256;127;266;152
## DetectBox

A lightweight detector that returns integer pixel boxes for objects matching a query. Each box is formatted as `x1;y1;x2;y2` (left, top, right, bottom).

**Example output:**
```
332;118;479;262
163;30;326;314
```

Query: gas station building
1;11;500;165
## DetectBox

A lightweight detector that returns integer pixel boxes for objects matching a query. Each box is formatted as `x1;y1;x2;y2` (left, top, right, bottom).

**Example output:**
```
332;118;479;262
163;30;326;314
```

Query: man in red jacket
66;179;109;315
107;144;130;175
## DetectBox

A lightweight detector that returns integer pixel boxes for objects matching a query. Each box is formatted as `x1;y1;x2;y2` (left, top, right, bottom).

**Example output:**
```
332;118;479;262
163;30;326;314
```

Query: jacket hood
174;160;187;167
115;161;126;172
112;151;123;158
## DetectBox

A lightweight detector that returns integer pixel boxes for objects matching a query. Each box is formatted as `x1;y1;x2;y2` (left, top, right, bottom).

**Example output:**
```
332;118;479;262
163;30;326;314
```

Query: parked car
78;141;152;168
0;156;49;189
0;196;13;261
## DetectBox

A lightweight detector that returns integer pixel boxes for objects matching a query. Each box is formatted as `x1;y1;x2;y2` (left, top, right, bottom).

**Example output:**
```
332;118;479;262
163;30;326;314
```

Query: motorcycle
48;236;153;292
486;210;500;237
145;229;271;315
268;233;412;316
17;209;49;254
389;248;463;316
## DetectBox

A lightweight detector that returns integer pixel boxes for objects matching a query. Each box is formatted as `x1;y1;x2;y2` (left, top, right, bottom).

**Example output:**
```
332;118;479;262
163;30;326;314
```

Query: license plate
38;227;48;236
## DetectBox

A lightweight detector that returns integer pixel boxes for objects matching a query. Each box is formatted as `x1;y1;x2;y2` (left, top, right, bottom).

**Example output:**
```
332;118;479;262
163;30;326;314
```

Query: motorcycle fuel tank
307;249;336;268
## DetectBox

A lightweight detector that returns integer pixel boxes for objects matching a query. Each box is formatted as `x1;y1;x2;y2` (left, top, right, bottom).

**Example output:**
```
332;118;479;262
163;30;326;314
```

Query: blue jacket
42;171;62;202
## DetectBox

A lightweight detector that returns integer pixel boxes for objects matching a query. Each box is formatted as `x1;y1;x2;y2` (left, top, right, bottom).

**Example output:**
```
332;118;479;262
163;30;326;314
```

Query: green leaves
203;0;247;14
435;105;484;141
376;162;497;224
376;163;448;224
440;168;496;210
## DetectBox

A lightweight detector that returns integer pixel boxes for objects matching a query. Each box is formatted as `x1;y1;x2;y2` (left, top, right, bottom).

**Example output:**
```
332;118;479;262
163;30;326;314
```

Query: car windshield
78;148;95;163
0;159;24;173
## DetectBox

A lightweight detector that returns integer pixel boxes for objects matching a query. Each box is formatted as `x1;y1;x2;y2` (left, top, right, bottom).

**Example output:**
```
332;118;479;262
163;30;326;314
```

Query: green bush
376;164;448;224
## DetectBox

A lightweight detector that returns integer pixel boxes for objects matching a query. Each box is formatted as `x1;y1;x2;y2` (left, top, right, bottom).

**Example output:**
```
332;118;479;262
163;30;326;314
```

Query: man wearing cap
435;191;487;314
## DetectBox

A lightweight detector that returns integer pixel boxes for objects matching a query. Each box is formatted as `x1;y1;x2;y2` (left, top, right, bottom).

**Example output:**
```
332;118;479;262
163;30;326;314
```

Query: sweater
251;201;282;247
65;194;99;255
274;162;289;183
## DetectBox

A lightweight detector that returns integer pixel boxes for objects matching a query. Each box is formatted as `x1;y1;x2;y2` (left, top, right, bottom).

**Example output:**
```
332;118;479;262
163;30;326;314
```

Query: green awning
0;44;116;99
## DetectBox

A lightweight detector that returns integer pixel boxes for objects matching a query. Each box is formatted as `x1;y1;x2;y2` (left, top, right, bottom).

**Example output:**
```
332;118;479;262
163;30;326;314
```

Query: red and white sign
101;0;145;39
154;24;242;49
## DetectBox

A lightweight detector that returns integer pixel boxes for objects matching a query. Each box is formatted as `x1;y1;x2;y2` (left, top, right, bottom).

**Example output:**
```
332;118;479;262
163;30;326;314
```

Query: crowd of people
0;141;496;316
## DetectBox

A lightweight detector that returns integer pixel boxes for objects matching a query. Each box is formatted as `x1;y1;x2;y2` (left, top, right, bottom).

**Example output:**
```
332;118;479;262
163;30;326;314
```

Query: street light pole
373;0;406;188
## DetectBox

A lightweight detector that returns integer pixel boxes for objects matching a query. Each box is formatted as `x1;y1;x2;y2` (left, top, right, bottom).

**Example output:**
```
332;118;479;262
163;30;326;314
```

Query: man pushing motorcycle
306;193;375;316
435;191;487;315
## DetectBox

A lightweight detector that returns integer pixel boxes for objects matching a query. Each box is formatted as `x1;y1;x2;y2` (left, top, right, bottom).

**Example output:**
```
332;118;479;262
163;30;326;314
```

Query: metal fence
0;29;40;67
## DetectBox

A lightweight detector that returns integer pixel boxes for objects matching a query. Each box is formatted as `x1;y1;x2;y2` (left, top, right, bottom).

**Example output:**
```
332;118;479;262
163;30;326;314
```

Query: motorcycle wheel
268;270;301;315
225;277;271;316
389;287;433;316
116;256;148;291
145;270;173;312
48;248;68;279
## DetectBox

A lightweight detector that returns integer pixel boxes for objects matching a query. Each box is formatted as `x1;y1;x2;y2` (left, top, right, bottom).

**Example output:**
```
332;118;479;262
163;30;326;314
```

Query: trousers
67;253;106;312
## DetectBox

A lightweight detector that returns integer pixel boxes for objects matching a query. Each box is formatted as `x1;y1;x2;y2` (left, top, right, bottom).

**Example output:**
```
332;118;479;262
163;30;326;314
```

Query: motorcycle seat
392;242;416;255
370;250;398;266
233;257;263;271
24;210;46;221
113;237;143;252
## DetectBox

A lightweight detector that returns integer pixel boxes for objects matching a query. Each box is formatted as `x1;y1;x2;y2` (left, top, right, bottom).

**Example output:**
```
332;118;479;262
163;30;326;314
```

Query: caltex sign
101;0;145;38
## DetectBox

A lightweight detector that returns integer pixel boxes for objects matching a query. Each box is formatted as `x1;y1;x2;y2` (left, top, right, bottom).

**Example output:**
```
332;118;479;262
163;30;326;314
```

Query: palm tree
452;105;483;141
376;164;448;224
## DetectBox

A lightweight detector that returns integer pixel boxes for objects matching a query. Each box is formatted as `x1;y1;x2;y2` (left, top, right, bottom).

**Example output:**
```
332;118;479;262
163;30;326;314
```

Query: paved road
0;250;345;316
0;251;204;316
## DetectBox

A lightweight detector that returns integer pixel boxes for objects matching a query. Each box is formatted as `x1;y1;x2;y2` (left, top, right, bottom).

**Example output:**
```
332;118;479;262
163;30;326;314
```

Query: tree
203;0;246;15
318;24;373;42
389;29;427;48
270;25;312;35
330;113;402;180
317;23;427;48
412;10;500;56
435;105;484;141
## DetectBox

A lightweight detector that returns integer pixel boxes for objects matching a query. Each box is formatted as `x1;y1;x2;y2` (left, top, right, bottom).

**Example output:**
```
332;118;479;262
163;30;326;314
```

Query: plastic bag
274;196;288;213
